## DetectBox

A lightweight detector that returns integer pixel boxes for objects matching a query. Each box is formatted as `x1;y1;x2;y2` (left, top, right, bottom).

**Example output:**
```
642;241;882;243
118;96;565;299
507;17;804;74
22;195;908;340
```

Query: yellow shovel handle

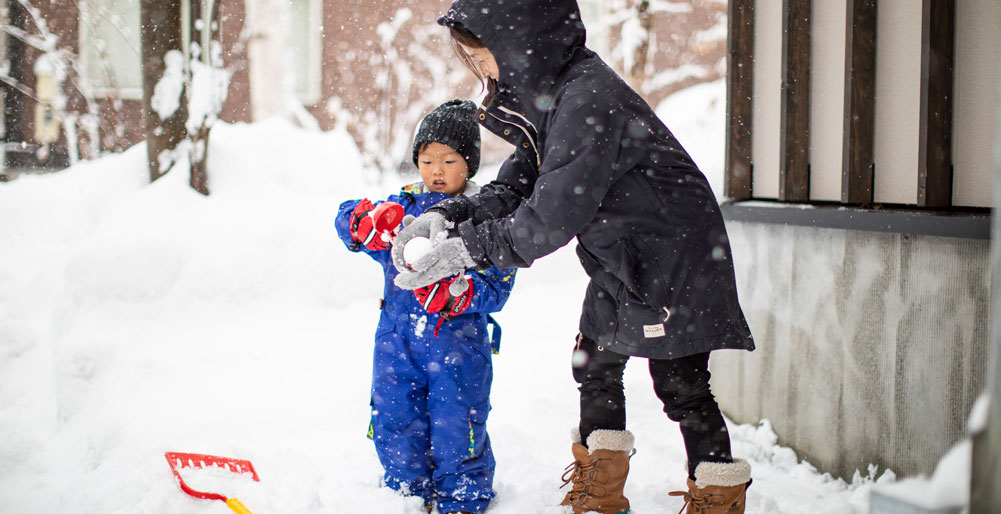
225;498;254;514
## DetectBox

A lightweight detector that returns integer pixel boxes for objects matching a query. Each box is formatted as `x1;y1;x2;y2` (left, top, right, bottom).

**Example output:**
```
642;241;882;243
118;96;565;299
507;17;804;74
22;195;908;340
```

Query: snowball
403;237;433;268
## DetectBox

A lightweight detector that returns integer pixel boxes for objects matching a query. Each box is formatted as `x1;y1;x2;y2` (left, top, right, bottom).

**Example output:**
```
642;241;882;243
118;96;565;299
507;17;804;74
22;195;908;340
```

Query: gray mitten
391;211;450;273
394;237;476;290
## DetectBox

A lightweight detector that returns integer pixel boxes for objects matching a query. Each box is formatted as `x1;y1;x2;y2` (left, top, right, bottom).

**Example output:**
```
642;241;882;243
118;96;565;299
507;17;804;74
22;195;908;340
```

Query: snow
1;86;894;513
655;79;726;200
871;441;970;511
186;42;231;134
152;50;185;121
967;393;991;434
404;237;434;267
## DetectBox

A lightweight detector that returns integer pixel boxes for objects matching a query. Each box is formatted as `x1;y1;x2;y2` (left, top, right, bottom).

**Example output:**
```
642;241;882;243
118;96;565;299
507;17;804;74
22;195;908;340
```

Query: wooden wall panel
841;0;877;205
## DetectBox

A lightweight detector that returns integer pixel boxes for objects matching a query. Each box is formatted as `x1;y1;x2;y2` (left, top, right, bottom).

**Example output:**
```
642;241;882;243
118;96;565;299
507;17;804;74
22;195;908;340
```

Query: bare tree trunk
626;0;652;94
140;0;187;183
0;0;7;179
186;0;221;196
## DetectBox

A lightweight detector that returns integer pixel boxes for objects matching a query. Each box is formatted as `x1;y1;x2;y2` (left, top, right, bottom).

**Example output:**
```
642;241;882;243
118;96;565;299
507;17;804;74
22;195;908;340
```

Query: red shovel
165;452;260;514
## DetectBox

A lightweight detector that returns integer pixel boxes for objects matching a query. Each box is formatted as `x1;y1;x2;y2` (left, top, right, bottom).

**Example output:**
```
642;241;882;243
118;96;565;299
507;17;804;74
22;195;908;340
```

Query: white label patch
643;323;666;338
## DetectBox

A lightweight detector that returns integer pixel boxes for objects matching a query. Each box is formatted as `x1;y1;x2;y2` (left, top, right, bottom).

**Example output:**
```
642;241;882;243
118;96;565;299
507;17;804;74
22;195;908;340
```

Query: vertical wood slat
726;0;754;199
842;0;877;205
780;0;811;201
917;0;955;207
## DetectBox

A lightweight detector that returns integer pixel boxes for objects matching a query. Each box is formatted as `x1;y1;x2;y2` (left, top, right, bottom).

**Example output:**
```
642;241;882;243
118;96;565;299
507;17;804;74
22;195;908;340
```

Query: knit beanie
412;99;481;177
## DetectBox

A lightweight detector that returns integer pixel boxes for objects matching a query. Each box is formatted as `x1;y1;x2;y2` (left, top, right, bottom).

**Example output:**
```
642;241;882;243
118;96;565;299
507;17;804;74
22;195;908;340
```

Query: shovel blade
164;452;260;501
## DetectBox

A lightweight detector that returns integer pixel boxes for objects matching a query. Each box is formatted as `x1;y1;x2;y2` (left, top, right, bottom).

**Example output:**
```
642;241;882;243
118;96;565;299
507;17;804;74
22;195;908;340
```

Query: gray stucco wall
711;221;990;480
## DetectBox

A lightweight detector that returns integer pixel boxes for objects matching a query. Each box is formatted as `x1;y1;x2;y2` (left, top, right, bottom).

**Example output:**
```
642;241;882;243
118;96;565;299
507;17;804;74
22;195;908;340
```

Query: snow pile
656;78;726;200
1;88;886;513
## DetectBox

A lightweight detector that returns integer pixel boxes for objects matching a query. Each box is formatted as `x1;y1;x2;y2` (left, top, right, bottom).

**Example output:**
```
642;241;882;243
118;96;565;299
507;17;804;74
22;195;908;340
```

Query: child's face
460;44;499;81
418;142;469;196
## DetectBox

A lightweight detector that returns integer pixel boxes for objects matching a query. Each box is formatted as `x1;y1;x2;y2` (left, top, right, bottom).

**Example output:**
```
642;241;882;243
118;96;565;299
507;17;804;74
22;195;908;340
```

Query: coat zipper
488;108;541;169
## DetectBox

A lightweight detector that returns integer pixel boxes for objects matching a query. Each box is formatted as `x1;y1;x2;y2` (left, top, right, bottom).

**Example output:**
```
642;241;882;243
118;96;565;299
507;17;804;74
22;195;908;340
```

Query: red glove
349;199;403;251
414;275;474;317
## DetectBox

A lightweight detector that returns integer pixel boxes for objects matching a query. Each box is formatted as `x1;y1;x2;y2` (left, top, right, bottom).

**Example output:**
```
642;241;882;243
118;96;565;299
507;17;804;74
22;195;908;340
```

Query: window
287;0;322;104
78;0;142;99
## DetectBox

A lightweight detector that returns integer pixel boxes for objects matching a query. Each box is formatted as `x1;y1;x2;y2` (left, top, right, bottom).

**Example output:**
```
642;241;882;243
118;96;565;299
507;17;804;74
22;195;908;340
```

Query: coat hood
438;0;588;120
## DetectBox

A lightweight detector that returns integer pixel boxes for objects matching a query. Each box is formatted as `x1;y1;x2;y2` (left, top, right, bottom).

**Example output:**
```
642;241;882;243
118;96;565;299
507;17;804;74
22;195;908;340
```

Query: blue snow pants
370;320;496;513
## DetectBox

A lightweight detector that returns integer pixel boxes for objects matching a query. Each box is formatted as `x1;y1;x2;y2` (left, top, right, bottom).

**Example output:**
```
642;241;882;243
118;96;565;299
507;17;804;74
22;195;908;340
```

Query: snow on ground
1;86;891;513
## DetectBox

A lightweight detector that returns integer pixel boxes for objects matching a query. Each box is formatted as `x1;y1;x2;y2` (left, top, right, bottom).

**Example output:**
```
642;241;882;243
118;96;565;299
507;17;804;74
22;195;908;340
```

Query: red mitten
350;200;403;251
414;275;474;317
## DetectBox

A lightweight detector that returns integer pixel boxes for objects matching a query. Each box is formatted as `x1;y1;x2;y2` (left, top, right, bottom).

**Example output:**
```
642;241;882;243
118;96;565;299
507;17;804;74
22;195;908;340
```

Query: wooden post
140;0;187;183
917;0;955;208
779;0;811;201
841;0;877;206
0;0;7;176
726;0;754;199
4;0;27;158
186;0;221;196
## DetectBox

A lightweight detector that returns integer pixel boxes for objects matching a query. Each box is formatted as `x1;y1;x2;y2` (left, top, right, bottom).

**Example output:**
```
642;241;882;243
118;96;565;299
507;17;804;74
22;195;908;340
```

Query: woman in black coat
392;1;754;512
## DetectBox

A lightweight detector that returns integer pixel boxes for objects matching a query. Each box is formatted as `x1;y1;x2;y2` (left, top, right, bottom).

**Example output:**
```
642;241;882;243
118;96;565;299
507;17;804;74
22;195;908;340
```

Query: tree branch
0;73;39;100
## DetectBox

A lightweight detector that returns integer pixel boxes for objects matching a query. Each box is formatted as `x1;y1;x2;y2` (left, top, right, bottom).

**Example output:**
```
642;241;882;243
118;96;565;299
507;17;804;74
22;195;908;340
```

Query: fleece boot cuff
693;458;752;488
569;427;635;453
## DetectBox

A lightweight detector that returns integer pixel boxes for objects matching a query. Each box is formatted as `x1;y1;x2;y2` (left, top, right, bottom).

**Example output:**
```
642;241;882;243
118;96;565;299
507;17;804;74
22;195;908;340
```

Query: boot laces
668;489;719;514
561;458;599;504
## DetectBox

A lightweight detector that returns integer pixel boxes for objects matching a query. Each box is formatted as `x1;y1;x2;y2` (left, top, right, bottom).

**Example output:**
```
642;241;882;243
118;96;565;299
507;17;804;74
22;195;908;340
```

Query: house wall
712;221;990;479
808;0;846;202
970;63;1000;508
872;0;922;205
749;0;782;200
953;0;1001;208
4;0;249;160
746;0;999;208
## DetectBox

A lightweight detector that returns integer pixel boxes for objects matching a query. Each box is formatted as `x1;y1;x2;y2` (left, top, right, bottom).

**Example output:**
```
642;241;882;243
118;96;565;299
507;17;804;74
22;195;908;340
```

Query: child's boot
559;428;633;514
668;459;752;513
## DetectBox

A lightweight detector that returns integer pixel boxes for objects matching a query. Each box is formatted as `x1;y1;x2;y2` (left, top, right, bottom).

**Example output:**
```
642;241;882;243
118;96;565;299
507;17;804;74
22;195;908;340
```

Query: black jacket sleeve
430;150;537;225
459;92;641;270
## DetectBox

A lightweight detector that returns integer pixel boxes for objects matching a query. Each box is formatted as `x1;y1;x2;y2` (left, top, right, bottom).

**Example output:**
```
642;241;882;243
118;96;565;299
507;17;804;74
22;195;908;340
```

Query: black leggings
572;335;732;479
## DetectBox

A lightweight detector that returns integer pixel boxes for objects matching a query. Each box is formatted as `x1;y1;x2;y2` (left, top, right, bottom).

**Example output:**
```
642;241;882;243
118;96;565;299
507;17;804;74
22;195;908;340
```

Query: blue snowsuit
335;182;516;513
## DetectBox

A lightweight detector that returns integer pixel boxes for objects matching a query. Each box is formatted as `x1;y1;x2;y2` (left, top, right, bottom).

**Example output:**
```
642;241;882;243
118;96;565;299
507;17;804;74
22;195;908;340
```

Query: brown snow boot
668;459;752;513
559;428;634;514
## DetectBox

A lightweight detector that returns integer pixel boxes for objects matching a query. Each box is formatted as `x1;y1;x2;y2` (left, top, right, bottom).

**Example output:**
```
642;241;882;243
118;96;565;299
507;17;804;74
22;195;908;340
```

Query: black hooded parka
432;0;754;359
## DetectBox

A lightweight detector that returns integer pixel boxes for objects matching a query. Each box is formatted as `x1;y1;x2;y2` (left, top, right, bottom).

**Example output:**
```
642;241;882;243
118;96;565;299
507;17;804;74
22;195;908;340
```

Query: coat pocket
609;281;687;358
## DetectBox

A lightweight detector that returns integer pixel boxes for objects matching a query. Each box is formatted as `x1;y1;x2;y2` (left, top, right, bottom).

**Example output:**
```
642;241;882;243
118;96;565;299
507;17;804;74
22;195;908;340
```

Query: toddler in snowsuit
335;100;516;514
392;2;755;514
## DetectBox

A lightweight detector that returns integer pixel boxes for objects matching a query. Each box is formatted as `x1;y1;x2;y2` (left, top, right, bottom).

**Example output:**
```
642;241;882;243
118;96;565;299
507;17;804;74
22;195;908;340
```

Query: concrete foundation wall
711;221;990;479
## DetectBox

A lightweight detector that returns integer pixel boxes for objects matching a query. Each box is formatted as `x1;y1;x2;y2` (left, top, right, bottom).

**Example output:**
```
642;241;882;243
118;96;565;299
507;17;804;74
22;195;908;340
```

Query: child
391;2;755;514
335;99;516;514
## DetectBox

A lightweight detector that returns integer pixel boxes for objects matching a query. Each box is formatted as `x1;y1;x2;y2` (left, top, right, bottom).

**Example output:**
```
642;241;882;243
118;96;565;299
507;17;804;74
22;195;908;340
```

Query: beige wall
873;0;922;205
953;0;1001;208
716;220;990;479
809;0;847;202
747;0;997;208
751;0;782;199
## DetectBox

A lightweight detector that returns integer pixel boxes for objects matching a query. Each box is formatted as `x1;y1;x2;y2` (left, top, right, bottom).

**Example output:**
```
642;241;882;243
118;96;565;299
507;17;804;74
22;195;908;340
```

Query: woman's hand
391;211;450;273
394;237;475;290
